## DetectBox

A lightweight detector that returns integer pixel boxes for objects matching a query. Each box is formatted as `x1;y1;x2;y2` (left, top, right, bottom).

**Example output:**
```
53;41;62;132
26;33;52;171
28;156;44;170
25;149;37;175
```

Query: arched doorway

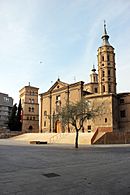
29;125;33;130
55;120;62;133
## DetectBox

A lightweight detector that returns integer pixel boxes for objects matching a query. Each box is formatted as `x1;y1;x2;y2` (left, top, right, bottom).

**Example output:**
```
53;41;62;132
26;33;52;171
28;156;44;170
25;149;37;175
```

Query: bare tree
58;98;101;148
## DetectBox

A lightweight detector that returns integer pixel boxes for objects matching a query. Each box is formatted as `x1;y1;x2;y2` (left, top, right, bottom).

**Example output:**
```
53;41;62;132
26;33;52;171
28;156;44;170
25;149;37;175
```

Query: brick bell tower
19;83;39;133
97;21;116;94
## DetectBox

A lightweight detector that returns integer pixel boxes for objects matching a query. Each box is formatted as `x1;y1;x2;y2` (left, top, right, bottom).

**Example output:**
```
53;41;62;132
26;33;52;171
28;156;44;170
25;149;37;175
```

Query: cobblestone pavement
0;139;130;195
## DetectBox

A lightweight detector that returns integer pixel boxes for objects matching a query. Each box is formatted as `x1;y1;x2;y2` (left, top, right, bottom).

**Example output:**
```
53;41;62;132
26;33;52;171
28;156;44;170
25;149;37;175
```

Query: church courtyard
0;140;130;195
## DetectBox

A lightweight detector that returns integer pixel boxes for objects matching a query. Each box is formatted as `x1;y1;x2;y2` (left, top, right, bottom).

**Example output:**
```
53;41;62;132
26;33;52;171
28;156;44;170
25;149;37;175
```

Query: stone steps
11;132;94;145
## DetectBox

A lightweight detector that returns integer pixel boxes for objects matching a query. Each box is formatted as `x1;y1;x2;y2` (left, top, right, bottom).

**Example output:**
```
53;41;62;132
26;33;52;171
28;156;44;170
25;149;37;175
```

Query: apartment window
27;116;29;120
32;107;34;112
102;55;104;61
30;117;32;120
33;117;35;120
120;110;126;118
29;107;31;112
4;97;9;102
32;99;34;103
120;99;124;104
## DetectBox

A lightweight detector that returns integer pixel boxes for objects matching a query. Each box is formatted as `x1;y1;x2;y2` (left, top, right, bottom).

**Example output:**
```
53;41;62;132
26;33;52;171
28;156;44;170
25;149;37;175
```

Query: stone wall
0;130;23;139
93;131;130;144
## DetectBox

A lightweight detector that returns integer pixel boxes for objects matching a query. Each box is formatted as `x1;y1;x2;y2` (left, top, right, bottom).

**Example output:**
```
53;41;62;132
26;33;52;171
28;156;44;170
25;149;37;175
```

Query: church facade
39;23;130;134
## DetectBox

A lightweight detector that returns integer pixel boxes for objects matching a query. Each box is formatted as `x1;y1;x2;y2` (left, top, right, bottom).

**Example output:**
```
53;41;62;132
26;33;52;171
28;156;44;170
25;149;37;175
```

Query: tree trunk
75;130;79;148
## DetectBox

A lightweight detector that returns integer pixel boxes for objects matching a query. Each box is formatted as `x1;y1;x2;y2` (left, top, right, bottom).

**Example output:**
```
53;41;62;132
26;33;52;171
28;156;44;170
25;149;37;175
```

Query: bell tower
19;83;39;133
97;21;116;94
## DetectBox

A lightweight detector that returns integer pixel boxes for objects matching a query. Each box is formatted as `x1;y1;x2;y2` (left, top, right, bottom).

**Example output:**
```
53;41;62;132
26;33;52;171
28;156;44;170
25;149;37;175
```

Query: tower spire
92;64;96;72
102;20;110;46
90;64;98;83
103;20;107;35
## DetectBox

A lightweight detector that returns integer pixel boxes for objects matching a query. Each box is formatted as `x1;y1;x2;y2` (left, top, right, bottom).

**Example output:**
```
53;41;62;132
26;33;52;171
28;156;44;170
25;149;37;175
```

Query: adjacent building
19;84;39;133
0;93;13;129
39;23;130;134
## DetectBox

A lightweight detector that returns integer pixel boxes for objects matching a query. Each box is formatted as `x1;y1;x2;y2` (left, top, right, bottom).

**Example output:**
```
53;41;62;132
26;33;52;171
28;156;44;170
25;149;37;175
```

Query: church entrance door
55;120;62;133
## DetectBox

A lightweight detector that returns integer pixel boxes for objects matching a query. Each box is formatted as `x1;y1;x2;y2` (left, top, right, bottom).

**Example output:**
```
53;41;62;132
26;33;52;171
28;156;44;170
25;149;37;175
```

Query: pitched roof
48;78;68;93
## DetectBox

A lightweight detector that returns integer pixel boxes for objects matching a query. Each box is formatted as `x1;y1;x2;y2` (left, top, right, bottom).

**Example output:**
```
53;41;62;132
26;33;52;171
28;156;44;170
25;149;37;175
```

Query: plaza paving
0;139;130;195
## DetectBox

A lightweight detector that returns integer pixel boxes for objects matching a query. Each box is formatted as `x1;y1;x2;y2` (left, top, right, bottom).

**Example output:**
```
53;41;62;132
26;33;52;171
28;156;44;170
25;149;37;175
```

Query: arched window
103;85;105;93
44;111;47;116
44;121;46;127
102;70;105;77
108;70;110;76
107;54;110;61
108;85;111;93
105;118;107;123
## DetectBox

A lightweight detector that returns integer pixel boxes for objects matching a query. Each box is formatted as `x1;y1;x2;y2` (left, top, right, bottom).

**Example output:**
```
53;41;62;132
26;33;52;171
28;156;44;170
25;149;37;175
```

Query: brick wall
93;132;130;144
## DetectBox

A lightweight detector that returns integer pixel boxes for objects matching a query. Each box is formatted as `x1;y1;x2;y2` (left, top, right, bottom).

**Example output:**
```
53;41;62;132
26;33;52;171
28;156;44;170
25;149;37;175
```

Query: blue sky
0;0;130;103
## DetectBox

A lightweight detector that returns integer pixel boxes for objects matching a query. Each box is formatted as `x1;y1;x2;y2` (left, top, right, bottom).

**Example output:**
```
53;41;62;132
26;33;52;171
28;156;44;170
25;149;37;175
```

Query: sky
0;0;130;104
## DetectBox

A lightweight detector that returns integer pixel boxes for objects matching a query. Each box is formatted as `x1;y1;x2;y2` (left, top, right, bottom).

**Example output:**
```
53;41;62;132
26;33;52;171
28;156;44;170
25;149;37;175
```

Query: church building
39;23;130;135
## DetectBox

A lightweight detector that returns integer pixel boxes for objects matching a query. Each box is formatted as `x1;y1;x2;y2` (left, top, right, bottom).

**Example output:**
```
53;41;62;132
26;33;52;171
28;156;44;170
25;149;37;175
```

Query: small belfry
90;64;98;83
97;21;116;94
